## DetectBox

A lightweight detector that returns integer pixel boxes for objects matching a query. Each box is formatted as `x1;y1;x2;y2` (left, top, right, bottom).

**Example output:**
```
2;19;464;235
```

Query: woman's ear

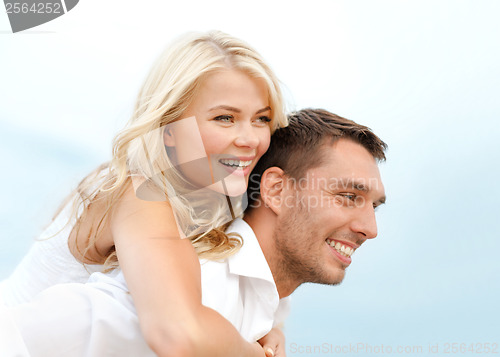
260;167;286;216
163;127;176;147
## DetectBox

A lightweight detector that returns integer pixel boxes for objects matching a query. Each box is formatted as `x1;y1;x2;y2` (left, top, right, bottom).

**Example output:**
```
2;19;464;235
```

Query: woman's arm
110;186;266;357
258;327;287;357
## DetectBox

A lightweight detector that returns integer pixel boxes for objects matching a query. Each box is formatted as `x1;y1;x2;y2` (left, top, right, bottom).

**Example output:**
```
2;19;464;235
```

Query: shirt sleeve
1;282;155;357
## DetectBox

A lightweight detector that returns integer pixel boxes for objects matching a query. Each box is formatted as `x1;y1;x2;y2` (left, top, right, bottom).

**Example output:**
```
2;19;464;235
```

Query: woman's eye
256;116;271;123
252;116;272;127
214;115;233;123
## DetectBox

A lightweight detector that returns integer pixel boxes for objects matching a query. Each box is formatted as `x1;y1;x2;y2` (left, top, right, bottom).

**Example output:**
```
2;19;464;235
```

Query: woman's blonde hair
70;30;287;269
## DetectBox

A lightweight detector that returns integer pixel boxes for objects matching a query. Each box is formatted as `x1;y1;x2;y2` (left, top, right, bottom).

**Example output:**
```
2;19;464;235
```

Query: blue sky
1;1;499;355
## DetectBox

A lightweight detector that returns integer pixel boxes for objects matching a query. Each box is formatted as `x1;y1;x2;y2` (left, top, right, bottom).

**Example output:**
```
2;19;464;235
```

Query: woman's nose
233;124;260;149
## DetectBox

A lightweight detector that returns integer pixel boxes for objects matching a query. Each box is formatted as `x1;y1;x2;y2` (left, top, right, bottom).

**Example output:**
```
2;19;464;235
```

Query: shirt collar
226;218;276;286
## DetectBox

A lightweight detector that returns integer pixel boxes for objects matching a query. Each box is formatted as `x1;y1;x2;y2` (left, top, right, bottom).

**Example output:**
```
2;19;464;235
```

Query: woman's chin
206;177;248;197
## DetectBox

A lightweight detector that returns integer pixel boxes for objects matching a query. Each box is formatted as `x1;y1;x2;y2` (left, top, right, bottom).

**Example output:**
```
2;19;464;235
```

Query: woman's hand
258;327;286;357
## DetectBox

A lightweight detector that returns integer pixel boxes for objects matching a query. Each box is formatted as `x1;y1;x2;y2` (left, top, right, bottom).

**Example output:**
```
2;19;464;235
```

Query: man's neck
244;209;299;299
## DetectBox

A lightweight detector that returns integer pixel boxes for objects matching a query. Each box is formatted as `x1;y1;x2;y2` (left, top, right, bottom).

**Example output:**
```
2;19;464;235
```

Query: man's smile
326;238;358;265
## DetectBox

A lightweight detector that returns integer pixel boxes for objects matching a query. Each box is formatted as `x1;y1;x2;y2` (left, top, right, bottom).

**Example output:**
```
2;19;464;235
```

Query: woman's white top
0;219;291;356
0;196;102;306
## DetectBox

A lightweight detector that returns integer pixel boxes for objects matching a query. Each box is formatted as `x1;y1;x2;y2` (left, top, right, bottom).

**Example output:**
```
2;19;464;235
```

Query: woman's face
164;69;272;196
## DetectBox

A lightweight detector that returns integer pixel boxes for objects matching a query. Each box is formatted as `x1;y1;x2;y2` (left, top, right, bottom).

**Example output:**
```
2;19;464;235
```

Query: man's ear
260;167;286;215
163;127;176;147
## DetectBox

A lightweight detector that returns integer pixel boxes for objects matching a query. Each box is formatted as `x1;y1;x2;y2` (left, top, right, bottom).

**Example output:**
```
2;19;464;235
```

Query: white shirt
0;219;290;356
0;197;102;307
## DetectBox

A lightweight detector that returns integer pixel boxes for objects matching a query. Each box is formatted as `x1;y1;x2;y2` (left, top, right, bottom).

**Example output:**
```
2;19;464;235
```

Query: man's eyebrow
333;178;386;205
352;181;369;192
208;105;271;115
333;179;369;192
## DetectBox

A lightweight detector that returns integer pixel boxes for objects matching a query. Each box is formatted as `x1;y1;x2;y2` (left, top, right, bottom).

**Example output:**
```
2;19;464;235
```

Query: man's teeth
326;239;354;258
219;159;252;169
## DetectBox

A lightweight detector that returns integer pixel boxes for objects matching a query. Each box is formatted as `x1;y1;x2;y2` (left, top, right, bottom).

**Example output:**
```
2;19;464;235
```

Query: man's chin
324;270;345;286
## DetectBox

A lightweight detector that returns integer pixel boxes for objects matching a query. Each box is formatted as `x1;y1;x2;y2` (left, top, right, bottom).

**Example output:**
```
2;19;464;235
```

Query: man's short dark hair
247;108;387;208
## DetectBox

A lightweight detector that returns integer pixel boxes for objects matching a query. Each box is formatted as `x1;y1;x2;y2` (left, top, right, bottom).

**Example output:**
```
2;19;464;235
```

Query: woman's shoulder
109;182;182;242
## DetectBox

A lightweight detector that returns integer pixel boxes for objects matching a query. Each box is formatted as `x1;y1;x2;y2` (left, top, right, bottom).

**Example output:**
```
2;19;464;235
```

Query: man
245;108;386;296
0;108;387;356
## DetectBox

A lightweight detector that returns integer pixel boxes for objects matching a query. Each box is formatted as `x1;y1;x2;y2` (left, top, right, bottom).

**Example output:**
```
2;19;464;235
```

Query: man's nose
351;203;378;240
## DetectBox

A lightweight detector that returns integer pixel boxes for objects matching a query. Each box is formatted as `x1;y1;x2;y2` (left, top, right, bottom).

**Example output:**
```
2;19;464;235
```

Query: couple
0;31;387;357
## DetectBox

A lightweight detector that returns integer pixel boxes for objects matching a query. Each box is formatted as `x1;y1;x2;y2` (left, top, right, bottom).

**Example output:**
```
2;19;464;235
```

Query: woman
0;31;288;356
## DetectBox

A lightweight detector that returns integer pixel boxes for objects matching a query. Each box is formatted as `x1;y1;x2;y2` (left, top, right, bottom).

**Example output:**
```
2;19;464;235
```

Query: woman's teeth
326;238;354;257
219;159;252;169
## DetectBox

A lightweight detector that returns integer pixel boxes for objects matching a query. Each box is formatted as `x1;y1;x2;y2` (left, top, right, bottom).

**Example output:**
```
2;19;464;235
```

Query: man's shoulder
226;218;255;238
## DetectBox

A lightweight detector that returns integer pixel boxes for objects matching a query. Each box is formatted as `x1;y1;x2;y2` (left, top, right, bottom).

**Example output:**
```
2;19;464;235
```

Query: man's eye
334;193;357;208
336;193;374;209
339;193;356;201
214;115;233;122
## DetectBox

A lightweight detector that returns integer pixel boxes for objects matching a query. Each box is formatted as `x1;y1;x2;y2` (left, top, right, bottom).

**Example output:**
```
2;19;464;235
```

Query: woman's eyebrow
255;106;271;114
209;105;241;113
208;105;271;114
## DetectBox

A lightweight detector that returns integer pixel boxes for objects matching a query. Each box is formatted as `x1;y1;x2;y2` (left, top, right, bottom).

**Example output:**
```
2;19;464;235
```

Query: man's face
273;139;386;286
